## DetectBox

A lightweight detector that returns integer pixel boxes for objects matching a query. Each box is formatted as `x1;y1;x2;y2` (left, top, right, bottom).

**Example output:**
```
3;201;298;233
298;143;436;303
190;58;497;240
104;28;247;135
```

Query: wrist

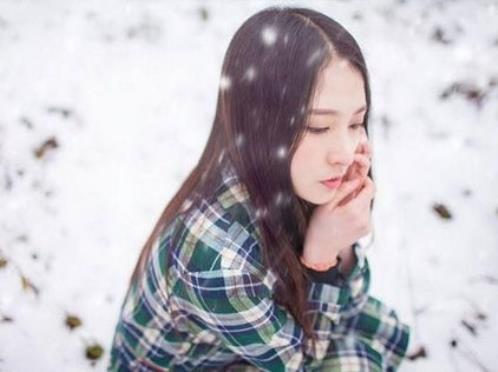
336;245;356;275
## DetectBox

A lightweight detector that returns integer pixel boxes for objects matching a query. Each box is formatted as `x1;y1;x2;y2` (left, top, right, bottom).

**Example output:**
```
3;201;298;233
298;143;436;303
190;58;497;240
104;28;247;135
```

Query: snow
0;0;497;371
219;74;232;91
306;48;325;67
244;65;258;82
276;145;288;159
235;133;245;148
261;25;278;46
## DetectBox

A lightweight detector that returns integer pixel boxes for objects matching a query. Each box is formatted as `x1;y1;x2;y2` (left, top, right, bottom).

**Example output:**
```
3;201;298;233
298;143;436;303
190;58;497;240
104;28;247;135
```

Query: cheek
291;146;318;185
293;139;319;164
289;156;300;187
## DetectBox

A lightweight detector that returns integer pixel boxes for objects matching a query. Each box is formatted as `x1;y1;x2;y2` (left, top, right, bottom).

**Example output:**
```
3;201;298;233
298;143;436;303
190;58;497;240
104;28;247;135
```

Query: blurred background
0;0;497;370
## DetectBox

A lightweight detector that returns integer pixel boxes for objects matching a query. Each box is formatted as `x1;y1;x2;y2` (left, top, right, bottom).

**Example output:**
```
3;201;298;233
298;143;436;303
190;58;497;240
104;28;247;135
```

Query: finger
337;186;360;207
350;176;376;208
344;152;370;182
352;153;370;178
328;178;363;209
337;176;368;208
342;158;358;182
342;162;355;182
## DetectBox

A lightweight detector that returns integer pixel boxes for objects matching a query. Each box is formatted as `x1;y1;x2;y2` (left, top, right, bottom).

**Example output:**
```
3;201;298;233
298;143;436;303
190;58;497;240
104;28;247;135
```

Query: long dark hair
128;6;374;352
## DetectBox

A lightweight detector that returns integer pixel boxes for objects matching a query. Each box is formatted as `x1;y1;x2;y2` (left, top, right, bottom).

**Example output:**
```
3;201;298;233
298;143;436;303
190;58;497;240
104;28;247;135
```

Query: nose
325;135;355;174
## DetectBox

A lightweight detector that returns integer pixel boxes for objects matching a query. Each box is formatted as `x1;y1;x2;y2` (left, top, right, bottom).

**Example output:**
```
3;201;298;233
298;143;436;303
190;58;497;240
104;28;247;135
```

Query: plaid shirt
109;161;411;371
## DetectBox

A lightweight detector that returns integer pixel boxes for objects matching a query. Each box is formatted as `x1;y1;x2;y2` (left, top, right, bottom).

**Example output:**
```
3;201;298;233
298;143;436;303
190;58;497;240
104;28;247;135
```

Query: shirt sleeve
305;242;370;322
305;242;411;370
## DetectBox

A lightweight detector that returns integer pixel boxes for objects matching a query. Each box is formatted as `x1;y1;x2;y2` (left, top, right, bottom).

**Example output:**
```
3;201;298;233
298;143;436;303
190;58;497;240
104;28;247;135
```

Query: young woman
109;6;411;371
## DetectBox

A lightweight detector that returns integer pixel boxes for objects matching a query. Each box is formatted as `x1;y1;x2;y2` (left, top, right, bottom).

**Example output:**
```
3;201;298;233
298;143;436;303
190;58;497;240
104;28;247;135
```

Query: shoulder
171;171;266;279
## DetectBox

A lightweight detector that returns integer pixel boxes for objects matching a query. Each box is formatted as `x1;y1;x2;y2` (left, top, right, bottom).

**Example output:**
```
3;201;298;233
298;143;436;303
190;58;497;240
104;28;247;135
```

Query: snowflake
244;65;257;82
261;26;277;46
235;133;245;147
181;198;193;212
217;149;226;164
219;74;232;90
281;85;288;97
284;33;289;45
274;191;291;207
274;192;284;206
307;48;323;67
275;146;288;159
255;207;269;219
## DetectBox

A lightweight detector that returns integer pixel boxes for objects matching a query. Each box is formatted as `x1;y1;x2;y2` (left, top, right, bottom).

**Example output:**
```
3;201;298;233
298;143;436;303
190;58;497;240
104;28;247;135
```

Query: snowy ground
1;0;497;371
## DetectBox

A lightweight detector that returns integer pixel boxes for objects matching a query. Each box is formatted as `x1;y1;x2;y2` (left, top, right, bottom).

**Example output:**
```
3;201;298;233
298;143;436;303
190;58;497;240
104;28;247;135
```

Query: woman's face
290;59;367;205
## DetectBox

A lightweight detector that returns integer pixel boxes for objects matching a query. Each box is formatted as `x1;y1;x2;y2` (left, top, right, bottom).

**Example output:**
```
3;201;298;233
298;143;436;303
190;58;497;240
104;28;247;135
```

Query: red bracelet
300;255;339;272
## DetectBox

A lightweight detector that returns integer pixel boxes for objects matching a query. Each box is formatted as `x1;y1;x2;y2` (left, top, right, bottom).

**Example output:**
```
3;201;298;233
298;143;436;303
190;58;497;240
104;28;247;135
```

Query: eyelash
306;123;364;134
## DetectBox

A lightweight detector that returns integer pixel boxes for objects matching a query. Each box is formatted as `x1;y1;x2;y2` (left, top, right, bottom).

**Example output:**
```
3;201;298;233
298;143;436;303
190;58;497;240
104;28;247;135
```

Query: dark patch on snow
33;136;59;159
432;202;452;220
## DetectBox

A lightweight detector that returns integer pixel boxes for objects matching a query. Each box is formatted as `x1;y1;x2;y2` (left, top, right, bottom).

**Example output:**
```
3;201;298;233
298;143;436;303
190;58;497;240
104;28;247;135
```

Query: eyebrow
308;105;367;116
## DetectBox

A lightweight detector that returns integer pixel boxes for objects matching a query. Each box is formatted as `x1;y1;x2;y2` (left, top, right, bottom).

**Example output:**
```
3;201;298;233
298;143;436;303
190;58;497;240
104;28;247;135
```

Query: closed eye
306;126;328;134
350;123;364;130
306;123;364;134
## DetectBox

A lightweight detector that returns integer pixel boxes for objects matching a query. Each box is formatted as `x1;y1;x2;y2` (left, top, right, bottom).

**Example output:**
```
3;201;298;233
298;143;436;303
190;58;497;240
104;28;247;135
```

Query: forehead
310;60;366;116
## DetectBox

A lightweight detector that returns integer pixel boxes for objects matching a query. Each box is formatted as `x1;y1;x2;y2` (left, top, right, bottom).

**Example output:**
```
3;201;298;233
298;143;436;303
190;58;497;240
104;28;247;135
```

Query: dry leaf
65;314;82;330
21;275;40;296
85;343;104;360
432;203;452;220
407;345;427;360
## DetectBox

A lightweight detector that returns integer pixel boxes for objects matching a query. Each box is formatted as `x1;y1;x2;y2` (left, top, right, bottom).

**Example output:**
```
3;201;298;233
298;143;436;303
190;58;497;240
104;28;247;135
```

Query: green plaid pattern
108;161;411;371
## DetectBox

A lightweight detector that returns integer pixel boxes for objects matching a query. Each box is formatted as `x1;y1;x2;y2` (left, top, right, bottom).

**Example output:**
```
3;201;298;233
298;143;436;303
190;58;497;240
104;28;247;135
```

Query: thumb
354;176;376;206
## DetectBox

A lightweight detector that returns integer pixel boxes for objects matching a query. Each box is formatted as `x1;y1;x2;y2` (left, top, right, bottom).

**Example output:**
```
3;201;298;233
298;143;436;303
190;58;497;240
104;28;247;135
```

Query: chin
295;184;337;206
316;197;333;206
301;193;334;206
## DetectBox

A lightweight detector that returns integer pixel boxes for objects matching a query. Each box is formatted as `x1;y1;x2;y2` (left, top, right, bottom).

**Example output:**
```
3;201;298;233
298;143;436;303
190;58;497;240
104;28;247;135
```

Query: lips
321;176;343;189
323;175;343;182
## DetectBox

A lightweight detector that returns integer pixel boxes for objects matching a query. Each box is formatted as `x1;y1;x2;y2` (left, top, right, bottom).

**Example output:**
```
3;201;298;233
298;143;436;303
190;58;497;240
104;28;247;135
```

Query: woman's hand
301;130;375;270
338;128;373;206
